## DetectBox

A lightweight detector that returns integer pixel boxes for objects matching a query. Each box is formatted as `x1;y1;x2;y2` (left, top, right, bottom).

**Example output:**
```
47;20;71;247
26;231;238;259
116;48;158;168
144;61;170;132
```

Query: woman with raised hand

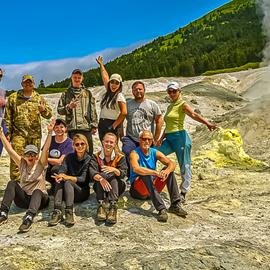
0;118;55;233
96;56;127;141
48;134;91;227
156;82;217;202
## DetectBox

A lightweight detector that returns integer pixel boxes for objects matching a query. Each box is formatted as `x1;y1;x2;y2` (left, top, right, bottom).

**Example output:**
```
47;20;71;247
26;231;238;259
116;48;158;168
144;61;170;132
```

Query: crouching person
0;119;55;232
129;130;187;222
89;132;127;224
48;134;91;227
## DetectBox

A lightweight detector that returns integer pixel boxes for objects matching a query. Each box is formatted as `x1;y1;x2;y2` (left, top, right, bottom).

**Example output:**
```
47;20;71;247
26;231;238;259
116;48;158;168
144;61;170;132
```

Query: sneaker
0;211;8;226
168;201;188;217
48;209;62;226
65;208;75;227
107;203;118;224
18;214;33;233
97;203;107;222
157;209;168;222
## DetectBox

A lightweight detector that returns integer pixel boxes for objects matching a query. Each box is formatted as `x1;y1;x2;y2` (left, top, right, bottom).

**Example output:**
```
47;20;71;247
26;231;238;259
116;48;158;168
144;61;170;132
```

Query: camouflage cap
22;74;34;83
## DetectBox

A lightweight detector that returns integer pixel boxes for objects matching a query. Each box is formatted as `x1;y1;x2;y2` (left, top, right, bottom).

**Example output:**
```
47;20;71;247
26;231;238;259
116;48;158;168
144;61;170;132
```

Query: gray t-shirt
126;99;162;142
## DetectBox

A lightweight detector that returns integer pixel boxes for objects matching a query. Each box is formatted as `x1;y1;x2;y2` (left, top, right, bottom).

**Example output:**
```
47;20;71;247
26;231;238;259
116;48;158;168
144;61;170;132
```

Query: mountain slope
50;0;265;88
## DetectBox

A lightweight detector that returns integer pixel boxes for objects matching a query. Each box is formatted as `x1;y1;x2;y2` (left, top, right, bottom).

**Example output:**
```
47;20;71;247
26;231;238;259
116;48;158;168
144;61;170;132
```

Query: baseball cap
22;75;34;83
24;145;38;155
109;73;122;83
167;82;180;90
71;69;83;75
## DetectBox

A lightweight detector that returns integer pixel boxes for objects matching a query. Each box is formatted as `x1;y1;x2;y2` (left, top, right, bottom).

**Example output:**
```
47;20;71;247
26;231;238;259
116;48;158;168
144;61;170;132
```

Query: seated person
46;118;73;193
129;130;187;222
48;134;91;227
89;132;127;224
0;119;55;232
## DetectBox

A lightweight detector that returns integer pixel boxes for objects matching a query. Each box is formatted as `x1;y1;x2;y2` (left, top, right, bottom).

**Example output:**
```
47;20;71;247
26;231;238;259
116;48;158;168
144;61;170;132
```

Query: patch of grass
202;62;261;76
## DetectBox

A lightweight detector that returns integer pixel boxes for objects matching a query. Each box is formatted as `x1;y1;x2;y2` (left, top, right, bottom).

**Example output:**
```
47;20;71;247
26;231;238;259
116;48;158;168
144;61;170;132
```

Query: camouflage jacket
57;86;98;131
4;90;52;139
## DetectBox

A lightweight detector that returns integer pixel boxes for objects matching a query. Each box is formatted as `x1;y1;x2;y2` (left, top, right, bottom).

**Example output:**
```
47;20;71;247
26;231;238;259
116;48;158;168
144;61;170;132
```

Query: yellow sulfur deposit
193;128;265;169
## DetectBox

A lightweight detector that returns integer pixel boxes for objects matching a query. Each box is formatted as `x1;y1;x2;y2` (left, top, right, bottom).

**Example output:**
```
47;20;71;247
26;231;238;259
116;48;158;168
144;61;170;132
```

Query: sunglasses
74;142;85;147
25;152;37;157
110;80;120;85
141;137;152;142
167;89;178;94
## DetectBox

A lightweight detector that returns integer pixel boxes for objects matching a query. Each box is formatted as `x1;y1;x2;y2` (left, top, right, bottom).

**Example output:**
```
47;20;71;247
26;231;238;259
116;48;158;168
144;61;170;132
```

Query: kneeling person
0;120;55;232
90;133;127;224
129;130;187;222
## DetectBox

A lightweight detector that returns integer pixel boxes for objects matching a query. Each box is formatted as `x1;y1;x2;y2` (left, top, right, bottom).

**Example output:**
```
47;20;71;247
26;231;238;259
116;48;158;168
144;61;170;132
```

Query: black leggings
0;180;49;216
98;118;120;141
54;180;89;209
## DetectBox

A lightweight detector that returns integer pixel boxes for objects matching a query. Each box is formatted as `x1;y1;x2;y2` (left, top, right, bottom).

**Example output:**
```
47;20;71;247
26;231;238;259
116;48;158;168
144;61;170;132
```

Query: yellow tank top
164;99;186;133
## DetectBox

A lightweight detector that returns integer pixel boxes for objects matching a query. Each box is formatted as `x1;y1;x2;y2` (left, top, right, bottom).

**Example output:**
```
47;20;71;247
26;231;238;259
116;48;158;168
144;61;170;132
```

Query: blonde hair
72;134;89;152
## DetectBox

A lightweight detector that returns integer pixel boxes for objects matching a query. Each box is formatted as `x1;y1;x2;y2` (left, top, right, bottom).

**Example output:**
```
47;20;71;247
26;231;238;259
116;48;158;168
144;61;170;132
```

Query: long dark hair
101;82;123;109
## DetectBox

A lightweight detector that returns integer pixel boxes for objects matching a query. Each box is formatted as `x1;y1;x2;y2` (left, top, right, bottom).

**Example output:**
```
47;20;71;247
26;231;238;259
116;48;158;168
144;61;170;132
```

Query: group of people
0;61;216;232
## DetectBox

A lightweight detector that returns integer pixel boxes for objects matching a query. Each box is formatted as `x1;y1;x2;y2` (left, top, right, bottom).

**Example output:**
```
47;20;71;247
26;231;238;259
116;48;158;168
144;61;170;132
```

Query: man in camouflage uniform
4;75;52;180
57;69;98;155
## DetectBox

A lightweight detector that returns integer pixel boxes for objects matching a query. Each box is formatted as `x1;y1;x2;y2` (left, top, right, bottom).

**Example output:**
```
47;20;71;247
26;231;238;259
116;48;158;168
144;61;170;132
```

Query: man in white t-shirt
122;81;163;177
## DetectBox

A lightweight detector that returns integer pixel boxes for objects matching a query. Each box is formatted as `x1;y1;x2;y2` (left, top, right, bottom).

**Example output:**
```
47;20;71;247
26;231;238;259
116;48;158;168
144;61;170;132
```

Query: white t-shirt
99;92;126;120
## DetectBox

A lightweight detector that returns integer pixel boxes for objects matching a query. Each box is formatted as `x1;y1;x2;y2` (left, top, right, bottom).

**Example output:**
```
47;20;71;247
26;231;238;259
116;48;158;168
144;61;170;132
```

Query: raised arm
40;118;55;166
183;103;217;131
96;56;110;90
0;125;21;166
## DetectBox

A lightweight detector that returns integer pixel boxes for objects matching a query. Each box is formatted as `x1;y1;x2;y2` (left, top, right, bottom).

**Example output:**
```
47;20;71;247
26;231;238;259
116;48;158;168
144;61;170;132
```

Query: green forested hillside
49;0;265;88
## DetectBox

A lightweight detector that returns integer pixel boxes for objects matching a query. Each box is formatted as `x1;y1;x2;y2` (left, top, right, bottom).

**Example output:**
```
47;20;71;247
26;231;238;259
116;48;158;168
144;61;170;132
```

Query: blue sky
0;0;230;88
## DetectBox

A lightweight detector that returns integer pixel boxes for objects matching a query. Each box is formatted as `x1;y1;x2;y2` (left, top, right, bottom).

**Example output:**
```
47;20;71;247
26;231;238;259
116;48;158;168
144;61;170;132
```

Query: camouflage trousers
10;135;41;181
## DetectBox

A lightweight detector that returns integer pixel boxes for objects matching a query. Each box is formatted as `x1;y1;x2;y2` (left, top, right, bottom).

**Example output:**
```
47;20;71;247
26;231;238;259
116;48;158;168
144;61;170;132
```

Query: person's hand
91;127;97;135
155;138;163;147
207;123;217;131
38;100;46;112
101;165;117;175
67;99;77;109
99;177;112;192
47;118;56;133
96;56;103;66
0;97;5;107
52;173;63;183
158;169;169;181
6;134;10;142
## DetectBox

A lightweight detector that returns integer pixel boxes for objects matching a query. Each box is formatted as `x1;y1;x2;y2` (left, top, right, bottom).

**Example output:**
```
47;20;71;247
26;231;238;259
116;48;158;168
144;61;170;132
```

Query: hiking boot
48;209;62;226
97;203;107;222
0;211;8;226
65;208;75;227
157;209;168;222
107;203;118;224
18;214;34;233
168;201;188;217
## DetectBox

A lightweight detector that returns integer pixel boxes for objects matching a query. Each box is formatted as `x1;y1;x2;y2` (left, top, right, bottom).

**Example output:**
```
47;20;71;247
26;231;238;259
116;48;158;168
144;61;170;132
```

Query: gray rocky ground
0;68;269;270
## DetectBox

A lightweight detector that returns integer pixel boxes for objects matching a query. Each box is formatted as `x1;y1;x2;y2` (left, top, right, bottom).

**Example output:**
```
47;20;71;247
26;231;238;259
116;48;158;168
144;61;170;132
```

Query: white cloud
0;41;147;90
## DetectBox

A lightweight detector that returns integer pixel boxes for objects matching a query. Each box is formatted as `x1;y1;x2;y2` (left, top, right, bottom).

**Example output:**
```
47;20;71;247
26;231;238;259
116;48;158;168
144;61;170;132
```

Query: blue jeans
0;119;7;156
156;130;192;193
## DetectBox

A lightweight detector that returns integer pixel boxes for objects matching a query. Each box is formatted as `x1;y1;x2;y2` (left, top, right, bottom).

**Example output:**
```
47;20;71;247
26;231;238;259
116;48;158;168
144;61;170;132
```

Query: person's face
71;73;83;88
73;138;87;154
109;80;121;92
21;79;34;92
24;152;38;165
139;132;153;151
0;70;3;82
53;123;66;136
167;88;180;102
132;83;145;100
102;135;116;154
